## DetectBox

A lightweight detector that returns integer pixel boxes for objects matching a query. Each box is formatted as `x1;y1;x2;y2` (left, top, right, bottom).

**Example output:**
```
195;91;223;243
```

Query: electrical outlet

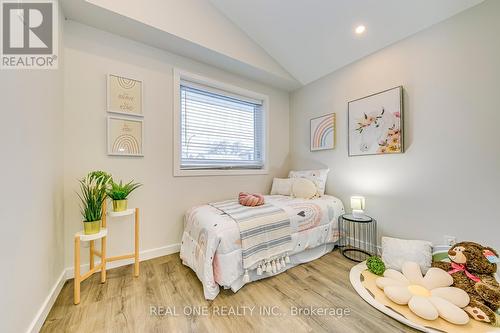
444;235;456;246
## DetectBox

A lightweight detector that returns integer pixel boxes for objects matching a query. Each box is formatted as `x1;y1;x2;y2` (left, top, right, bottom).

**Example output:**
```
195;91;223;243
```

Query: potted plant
77;171;112;234
107;180;142;212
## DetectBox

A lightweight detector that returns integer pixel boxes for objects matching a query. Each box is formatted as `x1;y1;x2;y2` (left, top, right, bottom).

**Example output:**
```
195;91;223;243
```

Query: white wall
290;0;500;250
63;20;290;268
0;9;65;333
61;0;299;90
86;0;293;82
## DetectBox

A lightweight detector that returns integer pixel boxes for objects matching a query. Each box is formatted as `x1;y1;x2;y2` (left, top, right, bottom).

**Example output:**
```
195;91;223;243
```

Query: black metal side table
338;214;377;262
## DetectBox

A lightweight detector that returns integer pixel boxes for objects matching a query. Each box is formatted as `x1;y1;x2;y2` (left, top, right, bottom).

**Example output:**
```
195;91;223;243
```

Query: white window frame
173;69;269;177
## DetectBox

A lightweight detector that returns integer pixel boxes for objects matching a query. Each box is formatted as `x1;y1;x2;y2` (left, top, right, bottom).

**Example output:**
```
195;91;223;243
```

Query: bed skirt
228;242;336;292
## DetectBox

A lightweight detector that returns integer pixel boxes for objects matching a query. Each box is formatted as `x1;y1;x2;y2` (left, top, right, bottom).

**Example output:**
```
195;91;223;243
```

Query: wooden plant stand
73;201;140;305
104;203;140;277
74;227;107;305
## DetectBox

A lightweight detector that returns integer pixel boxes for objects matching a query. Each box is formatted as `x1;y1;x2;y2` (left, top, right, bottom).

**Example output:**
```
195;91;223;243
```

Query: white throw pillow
288;169;329;196
270;178;293;196
382;237;433;274
291;178;318;199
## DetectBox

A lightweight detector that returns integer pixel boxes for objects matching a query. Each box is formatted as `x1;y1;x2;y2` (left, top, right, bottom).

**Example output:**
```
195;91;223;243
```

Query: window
173;70;267;176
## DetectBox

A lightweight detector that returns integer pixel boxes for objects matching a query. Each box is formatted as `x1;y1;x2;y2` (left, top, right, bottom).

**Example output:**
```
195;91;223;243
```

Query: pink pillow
239;192;265;207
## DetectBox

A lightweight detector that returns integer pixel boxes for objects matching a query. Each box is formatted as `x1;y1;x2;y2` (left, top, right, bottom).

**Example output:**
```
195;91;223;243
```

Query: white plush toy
376;261;470;325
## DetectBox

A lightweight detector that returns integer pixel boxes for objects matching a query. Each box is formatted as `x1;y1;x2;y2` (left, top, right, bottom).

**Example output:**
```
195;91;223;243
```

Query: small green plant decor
107;180;142;212
77;171;112;235
366;256;386;276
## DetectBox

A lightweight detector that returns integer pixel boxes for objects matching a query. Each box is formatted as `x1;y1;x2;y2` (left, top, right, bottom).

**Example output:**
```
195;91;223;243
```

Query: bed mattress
180;195;345;300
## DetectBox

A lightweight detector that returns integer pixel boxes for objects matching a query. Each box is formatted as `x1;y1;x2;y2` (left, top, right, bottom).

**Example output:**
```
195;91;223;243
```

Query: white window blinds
180;80;265;170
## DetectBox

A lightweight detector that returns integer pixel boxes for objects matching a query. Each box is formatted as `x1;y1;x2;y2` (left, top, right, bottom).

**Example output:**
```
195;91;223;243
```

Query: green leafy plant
366;256;386;276
77;171;112;222
107;180;142;200
88;170;112;182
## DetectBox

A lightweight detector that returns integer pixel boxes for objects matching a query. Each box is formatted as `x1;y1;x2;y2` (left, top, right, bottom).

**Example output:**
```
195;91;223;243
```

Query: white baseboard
65;243;181;279
29;243;181;332
27;270;66;333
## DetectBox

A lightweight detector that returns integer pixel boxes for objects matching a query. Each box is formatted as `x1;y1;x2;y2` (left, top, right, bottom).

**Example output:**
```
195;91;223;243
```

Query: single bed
180;194;345;300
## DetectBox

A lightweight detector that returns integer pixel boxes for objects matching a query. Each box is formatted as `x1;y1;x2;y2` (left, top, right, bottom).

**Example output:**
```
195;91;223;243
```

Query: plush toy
432;241;500;326
238;192;265;207
367;256;386;276
376;261;470;324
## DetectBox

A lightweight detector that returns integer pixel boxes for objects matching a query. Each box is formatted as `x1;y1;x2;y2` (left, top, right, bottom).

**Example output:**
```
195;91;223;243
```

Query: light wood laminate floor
41;249;416;332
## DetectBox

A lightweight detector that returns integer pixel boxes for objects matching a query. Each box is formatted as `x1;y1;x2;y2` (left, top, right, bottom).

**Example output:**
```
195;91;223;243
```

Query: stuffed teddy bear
432;241;500;325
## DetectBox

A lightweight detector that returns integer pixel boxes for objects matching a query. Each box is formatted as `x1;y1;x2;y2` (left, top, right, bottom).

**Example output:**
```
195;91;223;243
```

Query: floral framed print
107;116;144;156
107;74;143;116
348;86;403;156
310;113;336;151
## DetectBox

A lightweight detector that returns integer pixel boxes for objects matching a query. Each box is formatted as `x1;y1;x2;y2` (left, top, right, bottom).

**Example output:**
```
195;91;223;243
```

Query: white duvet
180;195;345;300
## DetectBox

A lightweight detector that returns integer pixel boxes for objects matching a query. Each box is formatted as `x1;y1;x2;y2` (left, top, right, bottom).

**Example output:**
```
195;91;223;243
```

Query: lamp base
352;209;366;219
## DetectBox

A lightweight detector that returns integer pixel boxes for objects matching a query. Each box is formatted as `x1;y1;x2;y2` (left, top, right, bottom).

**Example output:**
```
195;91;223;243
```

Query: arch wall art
107;74;143;116
310;113;336;151
107;116;143;156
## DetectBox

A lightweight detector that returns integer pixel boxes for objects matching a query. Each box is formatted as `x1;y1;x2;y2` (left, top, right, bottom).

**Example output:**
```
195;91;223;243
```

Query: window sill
173;168;269;177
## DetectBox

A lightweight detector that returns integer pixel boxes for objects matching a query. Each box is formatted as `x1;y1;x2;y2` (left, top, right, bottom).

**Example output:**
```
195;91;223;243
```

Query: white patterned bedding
180;195;345;300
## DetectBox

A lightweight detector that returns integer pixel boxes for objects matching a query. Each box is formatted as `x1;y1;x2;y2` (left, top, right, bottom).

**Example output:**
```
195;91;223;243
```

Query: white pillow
382;237;433;274
270;178;292;196
288;169;329;196
291;178;318;199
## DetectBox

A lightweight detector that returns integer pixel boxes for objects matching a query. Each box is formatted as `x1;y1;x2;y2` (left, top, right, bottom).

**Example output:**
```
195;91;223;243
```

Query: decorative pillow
239;192;265;207
376;261;470;325
291;178;318;199
288;169;329;196
382;237;433;274
270;178;292;196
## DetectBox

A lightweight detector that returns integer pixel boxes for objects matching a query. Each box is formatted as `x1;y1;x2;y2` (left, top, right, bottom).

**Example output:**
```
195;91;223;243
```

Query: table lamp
350;196;366;218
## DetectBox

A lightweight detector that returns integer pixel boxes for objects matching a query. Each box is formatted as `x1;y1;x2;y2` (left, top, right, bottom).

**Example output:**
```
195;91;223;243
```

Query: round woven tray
349;262;500;333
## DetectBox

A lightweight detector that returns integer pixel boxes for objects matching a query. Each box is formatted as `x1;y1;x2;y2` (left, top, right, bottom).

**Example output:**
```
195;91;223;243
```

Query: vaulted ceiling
62;0;300;90
63;0;484;90
210;0;484;85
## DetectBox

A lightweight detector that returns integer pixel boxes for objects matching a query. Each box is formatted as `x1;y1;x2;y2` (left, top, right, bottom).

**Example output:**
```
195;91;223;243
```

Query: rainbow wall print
310;113;335;151
107;74;143;116
107;116;143;156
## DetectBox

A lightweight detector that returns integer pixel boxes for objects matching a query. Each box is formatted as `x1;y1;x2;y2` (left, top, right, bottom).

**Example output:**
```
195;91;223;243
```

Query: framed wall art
310;113;336;151
107;74;143;116
107;116;144;156
348;86;403;156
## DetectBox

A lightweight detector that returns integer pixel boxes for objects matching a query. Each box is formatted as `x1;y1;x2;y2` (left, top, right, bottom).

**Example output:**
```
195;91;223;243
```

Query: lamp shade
350;196;365;211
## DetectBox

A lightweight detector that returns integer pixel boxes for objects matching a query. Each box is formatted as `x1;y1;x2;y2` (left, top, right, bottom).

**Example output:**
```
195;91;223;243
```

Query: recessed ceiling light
355;25;366;34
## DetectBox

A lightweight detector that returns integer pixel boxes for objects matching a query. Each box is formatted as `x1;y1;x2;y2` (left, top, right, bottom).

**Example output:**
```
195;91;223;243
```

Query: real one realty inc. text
150;305;351;317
